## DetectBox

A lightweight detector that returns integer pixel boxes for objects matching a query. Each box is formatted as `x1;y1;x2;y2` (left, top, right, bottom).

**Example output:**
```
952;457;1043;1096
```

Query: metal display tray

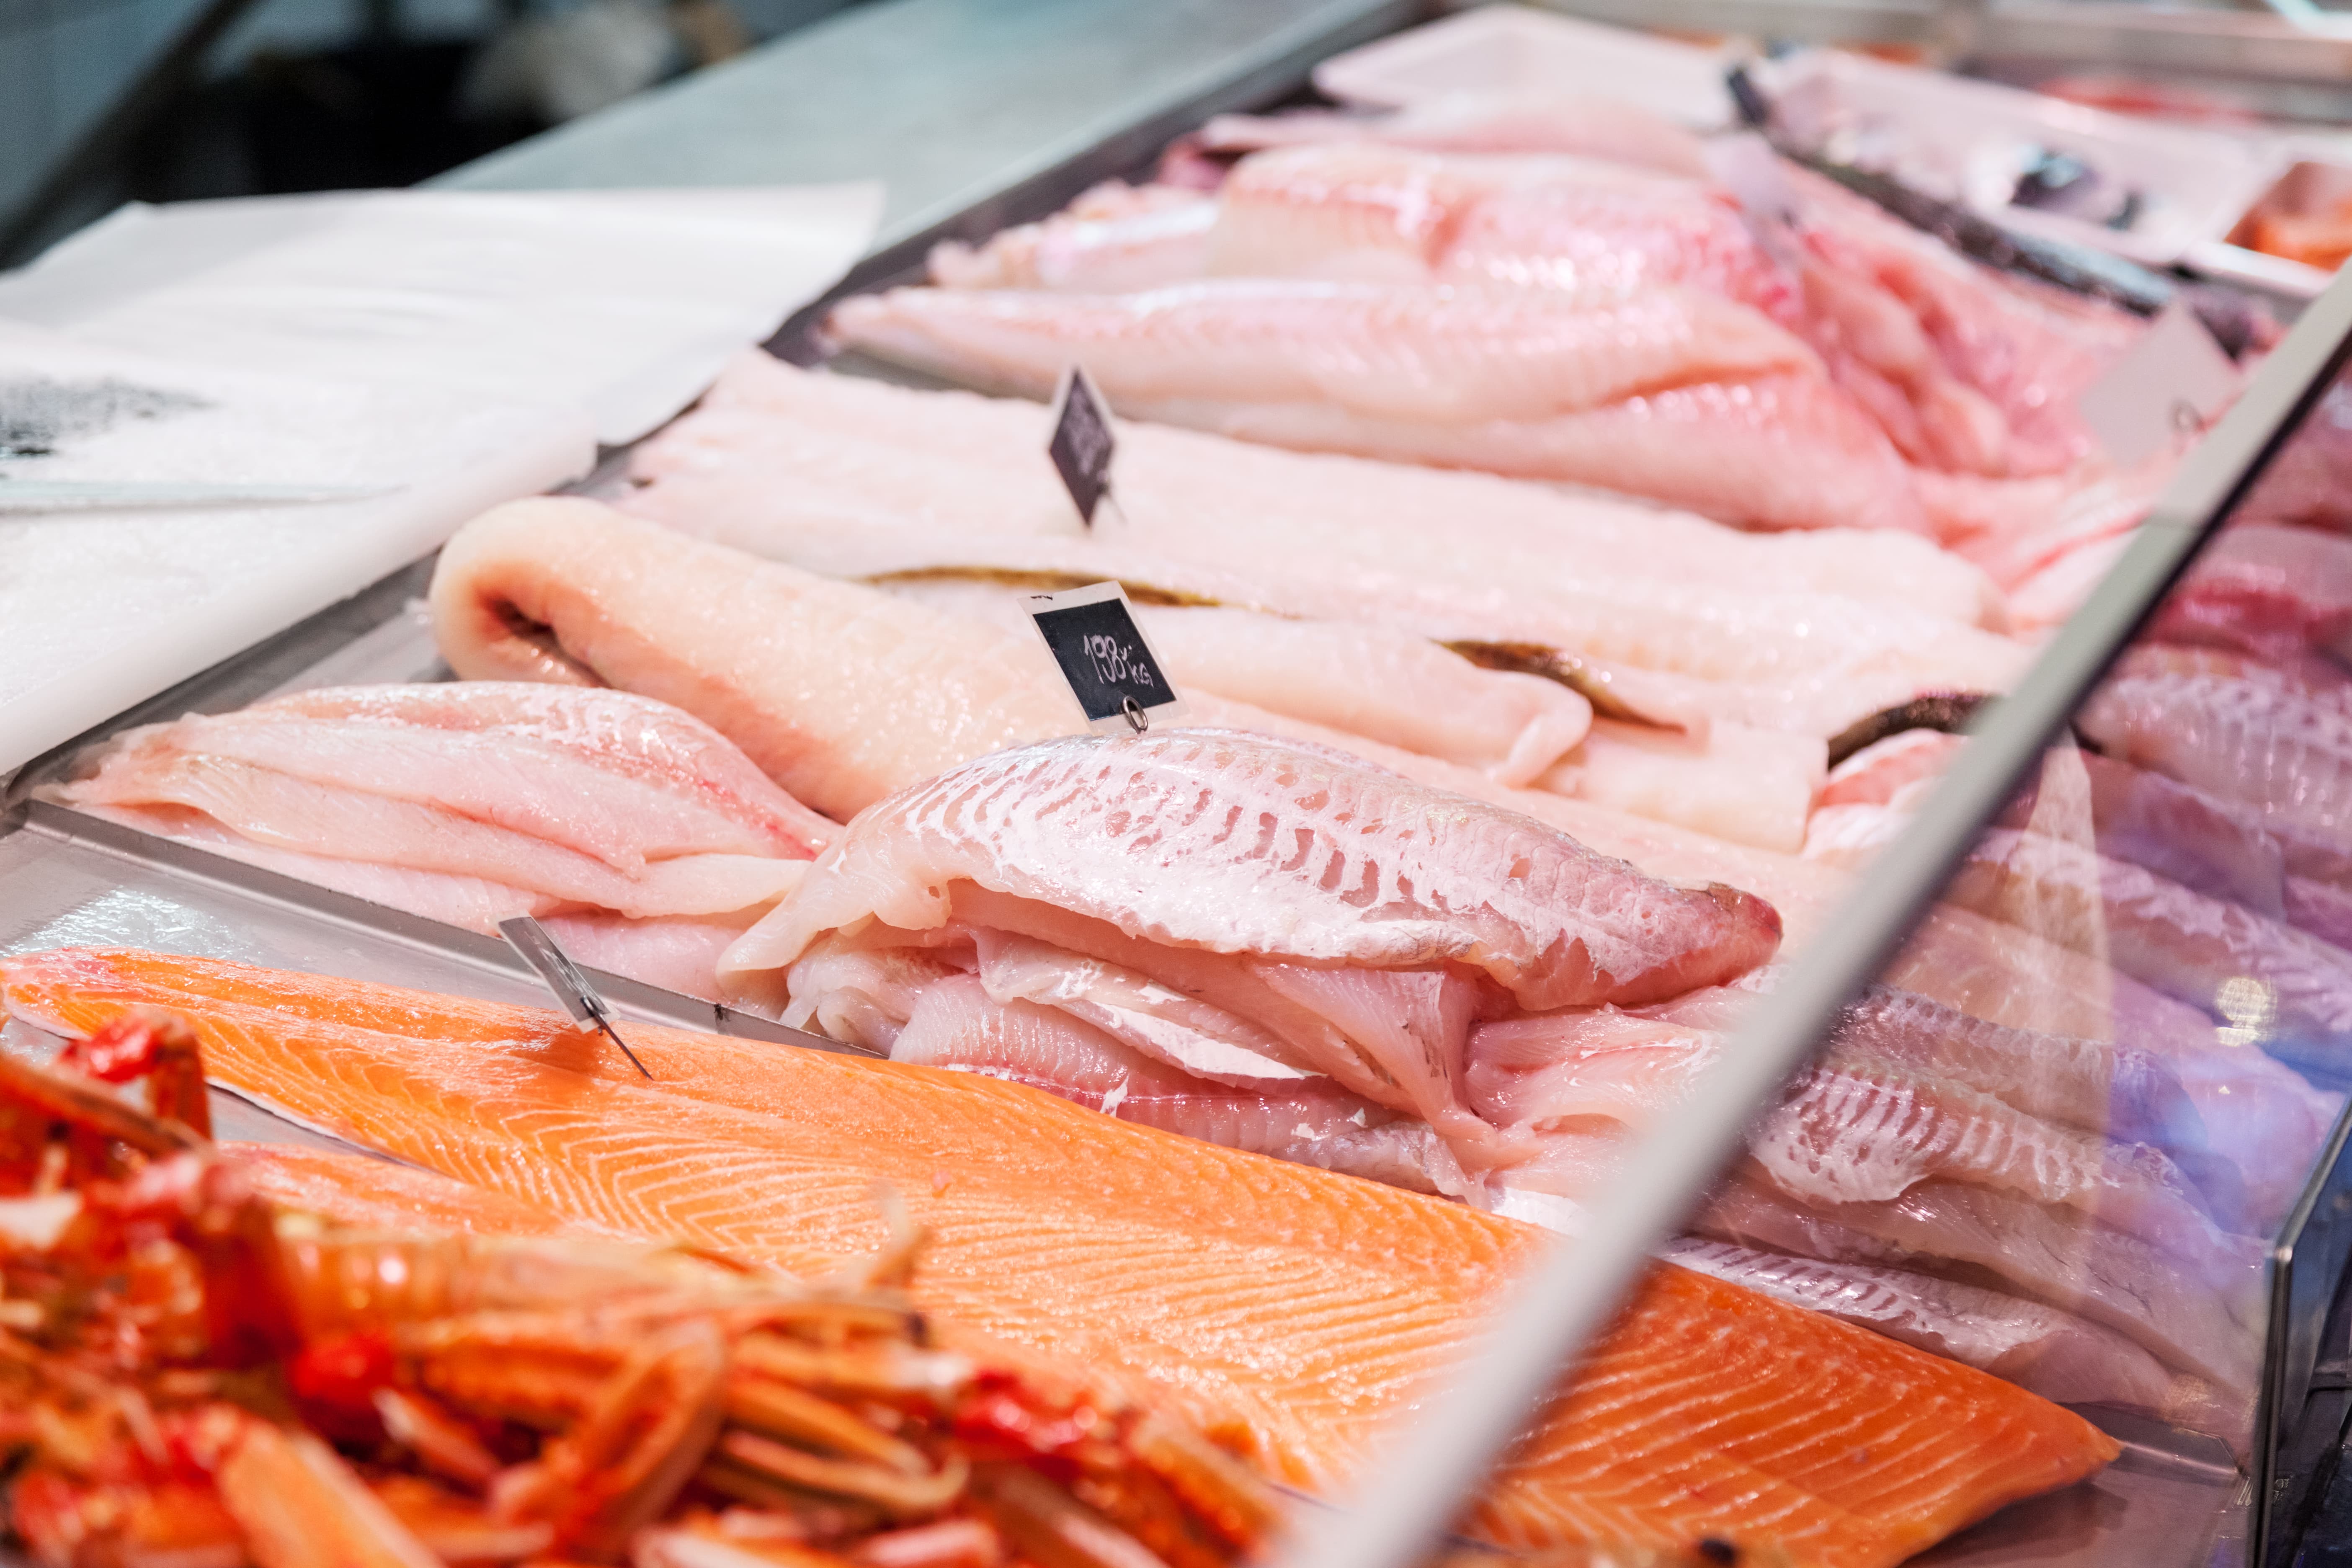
0;12;2338;1565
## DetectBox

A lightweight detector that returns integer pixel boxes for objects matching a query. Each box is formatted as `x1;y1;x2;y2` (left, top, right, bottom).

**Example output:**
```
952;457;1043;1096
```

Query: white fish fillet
51;683;828;936
61;746;804;921
622;359;2023;721
1537;718;1826;853
826;282;1937;534
731;727;1782;1011
663;352;2008;624
1131;605;1591;786
891;975;1478;1198
829;278;1819;423
1700;1173;2260;1390
1194;94;1711;175
429;498;1081;821
1207;144;1690;282
68;802;557;932
69;683;833;875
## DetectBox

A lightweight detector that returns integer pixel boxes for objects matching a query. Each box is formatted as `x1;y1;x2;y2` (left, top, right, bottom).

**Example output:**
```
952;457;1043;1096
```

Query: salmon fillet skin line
0;947;2120;1567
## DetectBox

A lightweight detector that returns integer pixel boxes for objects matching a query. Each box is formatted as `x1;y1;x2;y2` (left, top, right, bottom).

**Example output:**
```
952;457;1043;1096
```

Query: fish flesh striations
941;136;2139;485
1994;750;2288;916
726;727;1781;1179
1948;826;2352;1042
825;280;1934;533
1698;1171;2259;1392
2148;523;2352;666
43;683;832;1001
0;946;2122;1567
1886;904;2339;1233
831;278;1821;421
1460;979;2266;1410
2080;665;2352;861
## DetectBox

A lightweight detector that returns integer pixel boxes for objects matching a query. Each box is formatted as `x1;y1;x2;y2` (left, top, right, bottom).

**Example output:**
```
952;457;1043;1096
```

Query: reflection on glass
1665;358;2352;1501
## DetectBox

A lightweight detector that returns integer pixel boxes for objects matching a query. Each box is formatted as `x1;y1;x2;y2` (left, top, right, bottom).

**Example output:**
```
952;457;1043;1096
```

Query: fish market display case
1281;262;2352;1568
13;2;2352;1565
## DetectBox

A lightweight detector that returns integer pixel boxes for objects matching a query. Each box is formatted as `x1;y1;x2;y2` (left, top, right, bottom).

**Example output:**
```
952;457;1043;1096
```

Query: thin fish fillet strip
1191;95;1710;176
725;727;1782;1012
827;279;1820;423
826;284;1931;533
640;351;2005;628
0;948;2118;1566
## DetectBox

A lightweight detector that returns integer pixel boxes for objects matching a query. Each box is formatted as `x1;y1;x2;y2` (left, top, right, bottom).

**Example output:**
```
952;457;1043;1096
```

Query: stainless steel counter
436;0;1420;264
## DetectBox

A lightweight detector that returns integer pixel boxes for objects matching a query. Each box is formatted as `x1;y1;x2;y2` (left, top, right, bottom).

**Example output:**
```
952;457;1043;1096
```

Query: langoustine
0;1005;1284;1568
0;946;2126;1568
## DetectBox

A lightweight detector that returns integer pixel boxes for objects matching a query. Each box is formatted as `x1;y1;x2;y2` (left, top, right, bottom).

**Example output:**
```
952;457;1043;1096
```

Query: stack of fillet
821;89;2208;625
2;946;2127;1568
0;1006;1289;1568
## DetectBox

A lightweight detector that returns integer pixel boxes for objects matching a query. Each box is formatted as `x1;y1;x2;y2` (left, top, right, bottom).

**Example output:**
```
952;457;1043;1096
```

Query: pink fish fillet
2239;378;2352;532
823;279;1935;532
2147;523;2352;666
1947;827;2352;1042
827;278;1820;424
1206;143;1690;282
1193;93;1710;176
1885;904;2336;1233
1697;1173;2259;1392
890;974;1478;1198
2078;667;2352;851
928;183;1218;291
1996;750;2287;917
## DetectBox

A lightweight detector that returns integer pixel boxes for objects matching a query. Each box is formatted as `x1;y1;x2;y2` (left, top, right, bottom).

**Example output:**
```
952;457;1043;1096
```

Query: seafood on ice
0;946;2125;1567
43;683;836;1003
0;1005;1284;1568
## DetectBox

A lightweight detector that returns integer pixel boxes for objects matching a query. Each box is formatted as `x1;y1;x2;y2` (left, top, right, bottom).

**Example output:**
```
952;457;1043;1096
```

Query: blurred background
0;0;868;263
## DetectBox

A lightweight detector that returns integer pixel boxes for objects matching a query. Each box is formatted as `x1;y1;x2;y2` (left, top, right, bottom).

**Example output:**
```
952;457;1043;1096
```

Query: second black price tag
1047;364;1117;528
1026;581;1186;736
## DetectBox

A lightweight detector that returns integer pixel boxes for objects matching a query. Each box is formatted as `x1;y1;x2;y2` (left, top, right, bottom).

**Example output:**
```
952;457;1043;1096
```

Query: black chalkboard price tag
1047;364;1117;527
1026;580;1187;736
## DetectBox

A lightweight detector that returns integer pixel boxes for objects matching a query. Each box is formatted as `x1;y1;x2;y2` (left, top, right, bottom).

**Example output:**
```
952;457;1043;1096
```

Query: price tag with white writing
1047;364;1117;527
1026;580;1186;736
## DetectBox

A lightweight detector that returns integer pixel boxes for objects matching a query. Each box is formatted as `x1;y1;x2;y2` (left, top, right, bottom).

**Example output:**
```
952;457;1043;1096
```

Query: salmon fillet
2;947;2120;1566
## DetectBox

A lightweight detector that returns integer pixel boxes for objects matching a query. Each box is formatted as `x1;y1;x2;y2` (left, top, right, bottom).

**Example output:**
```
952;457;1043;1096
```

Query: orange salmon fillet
3;947;2119;1565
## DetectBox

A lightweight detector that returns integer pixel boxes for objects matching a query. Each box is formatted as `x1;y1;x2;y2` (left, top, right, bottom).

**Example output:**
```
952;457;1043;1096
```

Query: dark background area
0;0;869;264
